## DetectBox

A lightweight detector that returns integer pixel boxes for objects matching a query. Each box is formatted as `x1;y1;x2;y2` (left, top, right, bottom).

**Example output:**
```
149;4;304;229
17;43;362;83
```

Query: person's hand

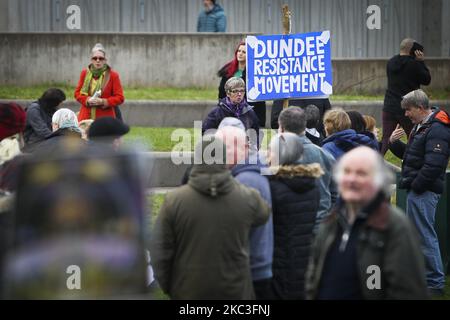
87;97;103;106
414;50;424;61
389;124;405;143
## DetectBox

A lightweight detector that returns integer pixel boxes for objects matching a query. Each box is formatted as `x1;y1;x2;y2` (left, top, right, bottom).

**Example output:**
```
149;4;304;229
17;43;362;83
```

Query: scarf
80;64;109;96
223;97;246;118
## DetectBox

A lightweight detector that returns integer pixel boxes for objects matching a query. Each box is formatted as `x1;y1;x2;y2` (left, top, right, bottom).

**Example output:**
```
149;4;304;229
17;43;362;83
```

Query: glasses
230;89;245;94
91;56;105;61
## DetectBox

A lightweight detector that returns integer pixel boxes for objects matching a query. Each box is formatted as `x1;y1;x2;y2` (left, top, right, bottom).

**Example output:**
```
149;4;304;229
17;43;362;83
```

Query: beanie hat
88;117;130;140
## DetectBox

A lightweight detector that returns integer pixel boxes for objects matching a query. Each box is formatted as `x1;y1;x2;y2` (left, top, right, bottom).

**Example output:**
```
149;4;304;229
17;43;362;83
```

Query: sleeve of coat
149;197;176;295
26;107;52;139
388;139;406;160
411;125;449;194
105;72;125;107
74;69;89;106
383;212;428;299
216;13;226;32
249;187;270;227
415;61;431;86
218;76;227;100
202;109;220;134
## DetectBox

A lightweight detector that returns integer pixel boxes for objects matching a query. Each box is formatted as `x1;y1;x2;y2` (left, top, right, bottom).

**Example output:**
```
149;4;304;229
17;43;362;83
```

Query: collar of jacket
268;163;324;178
218;98;254;115
329;191;390;231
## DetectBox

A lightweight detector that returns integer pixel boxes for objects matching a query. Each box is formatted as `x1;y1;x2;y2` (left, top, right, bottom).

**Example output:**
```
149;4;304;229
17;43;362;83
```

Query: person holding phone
380;38;431;155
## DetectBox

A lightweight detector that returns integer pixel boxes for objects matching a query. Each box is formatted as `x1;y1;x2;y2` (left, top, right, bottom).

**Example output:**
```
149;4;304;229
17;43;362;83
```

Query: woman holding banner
75;43;124;122
218;40;266;127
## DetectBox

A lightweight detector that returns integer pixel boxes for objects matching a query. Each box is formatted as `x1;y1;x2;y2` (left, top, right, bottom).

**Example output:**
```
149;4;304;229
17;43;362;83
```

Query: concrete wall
3;99;449;129
1;33;450;93
1;0;449;58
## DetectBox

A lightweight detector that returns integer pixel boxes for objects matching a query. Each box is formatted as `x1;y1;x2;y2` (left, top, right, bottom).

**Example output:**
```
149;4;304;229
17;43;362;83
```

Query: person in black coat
218;40;266;127
268;132;322;299
380;38;431;155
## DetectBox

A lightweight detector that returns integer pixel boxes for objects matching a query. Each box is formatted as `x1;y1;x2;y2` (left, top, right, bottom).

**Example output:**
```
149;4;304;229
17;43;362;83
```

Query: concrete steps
3;99;450;128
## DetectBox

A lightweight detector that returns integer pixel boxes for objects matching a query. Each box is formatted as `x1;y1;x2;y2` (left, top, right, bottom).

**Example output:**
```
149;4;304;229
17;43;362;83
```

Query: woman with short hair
203;77;260;147
217;40;266;127
75;43;124;122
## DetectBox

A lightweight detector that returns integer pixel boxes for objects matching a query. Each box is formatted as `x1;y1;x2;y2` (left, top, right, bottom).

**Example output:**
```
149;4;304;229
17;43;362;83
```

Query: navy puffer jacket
269;163;322;299
322;129;379;160
389;107;450;194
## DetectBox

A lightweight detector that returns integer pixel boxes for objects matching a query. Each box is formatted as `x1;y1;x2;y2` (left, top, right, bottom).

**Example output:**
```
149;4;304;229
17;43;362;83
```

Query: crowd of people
0;36;449;300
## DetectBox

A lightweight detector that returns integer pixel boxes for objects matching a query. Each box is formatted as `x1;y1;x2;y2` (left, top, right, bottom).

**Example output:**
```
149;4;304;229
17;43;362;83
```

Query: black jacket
389;108;450;194
383;55;431;114
269;164;322;299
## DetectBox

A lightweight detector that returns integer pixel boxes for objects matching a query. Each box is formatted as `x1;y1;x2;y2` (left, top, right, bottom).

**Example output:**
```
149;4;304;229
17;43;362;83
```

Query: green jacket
150;163;270;300
305;195;428;300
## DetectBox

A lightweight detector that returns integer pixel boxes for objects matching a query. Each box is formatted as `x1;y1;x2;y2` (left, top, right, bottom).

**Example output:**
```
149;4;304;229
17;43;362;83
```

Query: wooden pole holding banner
282;4;292;109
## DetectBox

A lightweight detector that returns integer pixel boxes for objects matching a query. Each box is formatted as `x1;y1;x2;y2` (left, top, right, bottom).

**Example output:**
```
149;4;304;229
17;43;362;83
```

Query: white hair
52;108;80;132
91;43;106;56
333;147;394;196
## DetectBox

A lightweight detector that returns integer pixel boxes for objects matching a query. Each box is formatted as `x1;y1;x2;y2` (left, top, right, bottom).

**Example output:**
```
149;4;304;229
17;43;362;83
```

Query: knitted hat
88;117;130;140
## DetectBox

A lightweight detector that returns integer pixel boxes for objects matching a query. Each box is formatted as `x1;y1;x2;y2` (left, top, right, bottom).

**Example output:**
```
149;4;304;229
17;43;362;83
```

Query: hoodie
389;107;450;194
231;161;273;282
383;55;431;114
322;129;379;160
150;163;270;299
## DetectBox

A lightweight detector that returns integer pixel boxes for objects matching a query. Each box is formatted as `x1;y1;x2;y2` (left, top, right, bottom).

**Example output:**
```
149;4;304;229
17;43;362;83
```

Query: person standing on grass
388;89;450;297
75;43;124;122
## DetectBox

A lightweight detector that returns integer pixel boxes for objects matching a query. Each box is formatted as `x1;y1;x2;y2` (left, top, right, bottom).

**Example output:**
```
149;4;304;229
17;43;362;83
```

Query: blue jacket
296;135;337;232
390;107;450;194
231;161;273;281
197;4;227;32
322;129;379;160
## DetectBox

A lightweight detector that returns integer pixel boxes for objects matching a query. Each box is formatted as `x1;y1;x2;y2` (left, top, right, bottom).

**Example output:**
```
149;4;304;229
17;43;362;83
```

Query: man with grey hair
203;77;260;147
215;126;274;300
389;89;450;296
278;106;337;233
305;146;428;300
380;38;431;155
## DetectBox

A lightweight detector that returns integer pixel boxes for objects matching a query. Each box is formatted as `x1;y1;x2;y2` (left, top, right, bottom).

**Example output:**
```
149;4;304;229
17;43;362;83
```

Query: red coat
75;68;125;121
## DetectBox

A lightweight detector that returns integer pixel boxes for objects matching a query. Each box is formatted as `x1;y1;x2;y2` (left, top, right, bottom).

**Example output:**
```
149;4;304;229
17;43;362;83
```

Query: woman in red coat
75;43;124;122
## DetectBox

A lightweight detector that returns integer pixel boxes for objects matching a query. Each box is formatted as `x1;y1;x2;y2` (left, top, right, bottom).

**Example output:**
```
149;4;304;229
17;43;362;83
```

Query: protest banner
246;30;332;101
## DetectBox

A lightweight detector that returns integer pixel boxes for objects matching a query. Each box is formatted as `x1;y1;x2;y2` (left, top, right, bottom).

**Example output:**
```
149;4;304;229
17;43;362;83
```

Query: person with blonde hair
322;109;378;160
75;43;124;122
78;119;94;141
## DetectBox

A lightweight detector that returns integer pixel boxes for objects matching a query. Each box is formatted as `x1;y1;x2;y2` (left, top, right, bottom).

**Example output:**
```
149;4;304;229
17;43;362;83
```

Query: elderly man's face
338;152;379;205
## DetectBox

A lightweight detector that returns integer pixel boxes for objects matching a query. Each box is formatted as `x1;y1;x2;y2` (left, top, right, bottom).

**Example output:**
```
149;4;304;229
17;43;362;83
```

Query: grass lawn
1;84;449;101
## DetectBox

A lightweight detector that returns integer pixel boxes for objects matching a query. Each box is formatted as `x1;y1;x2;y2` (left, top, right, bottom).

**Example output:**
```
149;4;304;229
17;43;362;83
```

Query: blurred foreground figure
2;138;150;299
305;147;428;300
